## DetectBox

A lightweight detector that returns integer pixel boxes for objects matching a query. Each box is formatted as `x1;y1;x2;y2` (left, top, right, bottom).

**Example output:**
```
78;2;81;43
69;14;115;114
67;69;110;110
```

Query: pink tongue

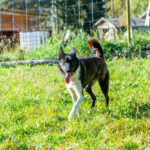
65;73;71;84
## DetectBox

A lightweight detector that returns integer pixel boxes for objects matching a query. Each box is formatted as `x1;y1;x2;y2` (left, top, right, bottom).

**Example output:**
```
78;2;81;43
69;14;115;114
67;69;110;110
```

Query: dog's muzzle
65;73;71;84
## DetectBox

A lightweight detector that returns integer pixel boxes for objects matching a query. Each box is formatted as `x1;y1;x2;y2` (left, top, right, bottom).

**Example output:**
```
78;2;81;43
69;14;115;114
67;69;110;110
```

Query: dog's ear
59;46;65;59
71;47;76;56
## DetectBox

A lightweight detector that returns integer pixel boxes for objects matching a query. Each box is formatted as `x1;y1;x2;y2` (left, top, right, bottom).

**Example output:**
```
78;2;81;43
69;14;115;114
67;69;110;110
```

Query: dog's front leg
67;87;81;117
68;83;84;120
67;87;77;103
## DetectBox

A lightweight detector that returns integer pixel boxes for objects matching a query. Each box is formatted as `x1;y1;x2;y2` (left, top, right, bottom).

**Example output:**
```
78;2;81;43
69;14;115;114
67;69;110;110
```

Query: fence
0;0;107;51
0;0;149;51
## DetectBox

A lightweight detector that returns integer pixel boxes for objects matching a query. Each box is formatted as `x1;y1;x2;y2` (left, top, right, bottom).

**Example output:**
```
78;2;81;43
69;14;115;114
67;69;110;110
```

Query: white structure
145;0;150;26
20;31;49;51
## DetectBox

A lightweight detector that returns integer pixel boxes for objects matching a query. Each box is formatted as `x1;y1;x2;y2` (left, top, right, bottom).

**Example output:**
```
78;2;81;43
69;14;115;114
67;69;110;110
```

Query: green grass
0;58;149;149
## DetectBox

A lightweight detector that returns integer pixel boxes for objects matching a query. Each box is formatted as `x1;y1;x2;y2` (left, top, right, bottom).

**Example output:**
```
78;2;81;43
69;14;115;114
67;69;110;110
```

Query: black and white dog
58;39;109;120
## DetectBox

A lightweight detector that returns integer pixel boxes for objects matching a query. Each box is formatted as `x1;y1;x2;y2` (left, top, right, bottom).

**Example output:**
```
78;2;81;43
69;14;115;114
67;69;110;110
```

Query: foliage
131;0;149;18
106;0;126;18
102;35;150;58
106;0;149;19
0;39;11;54
0;30;150;62
0;58;149;149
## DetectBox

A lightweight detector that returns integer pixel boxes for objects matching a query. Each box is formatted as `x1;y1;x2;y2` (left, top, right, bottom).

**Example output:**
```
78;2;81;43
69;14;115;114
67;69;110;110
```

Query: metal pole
12;0;15;31
55;0;59;34
52;0;54;27
39;0;41;30
78;0;80;28
126;0;131;45
65;0;67;27
25;0;28;30
104;0;107;17
92;0;94;28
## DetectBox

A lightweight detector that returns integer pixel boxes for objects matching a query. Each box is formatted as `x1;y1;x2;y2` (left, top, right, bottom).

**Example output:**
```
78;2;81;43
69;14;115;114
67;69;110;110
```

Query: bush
0;30;150;61
101;31;150;58
0;39;11;53
39;30;150;59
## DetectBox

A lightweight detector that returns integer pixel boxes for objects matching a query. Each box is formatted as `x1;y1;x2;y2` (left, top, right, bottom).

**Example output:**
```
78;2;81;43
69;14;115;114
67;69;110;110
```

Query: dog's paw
88;108;93;114
68;115;72;121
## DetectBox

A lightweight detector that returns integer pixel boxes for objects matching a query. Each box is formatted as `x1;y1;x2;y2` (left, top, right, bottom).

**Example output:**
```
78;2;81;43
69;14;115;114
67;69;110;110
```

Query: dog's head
58;46;79;84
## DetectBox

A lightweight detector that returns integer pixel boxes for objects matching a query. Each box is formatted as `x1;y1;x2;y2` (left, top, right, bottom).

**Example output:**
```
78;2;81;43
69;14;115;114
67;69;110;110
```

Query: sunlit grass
0;58;149;149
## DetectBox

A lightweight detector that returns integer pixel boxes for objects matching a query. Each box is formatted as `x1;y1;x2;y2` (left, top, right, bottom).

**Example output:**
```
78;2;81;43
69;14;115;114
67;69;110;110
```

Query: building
94;17;145;40
0;8;50;44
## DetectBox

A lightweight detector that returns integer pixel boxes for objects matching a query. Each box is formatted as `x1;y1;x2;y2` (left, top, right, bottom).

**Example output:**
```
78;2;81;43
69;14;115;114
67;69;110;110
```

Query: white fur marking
66;66;84;120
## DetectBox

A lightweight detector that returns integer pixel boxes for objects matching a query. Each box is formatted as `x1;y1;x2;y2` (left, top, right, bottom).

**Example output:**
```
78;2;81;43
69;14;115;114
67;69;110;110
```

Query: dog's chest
66;67;81;89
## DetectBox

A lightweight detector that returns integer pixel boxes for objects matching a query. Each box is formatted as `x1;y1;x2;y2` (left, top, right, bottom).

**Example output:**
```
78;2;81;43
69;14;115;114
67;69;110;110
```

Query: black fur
58;39;109;109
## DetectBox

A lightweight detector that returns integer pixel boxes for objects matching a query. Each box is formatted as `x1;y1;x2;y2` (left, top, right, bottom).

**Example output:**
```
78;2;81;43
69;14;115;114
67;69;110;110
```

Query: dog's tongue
65;73;71;84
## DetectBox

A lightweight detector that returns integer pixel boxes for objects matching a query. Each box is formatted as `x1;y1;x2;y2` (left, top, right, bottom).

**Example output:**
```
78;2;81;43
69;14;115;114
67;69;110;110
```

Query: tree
106;0;149;18
58;0;106;31
106;0;126;17
131;0;149;18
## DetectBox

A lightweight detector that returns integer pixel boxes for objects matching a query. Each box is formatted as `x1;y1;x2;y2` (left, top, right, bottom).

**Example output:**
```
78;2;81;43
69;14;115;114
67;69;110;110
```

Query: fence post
145;0;150;26
92;0;94;28
126;0;131;45
78;0;80;28
111;0;114;17
65;0;67;27
25;0;28;30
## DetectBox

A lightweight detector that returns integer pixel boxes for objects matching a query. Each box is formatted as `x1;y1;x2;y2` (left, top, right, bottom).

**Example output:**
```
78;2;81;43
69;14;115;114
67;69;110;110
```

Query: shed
94;17;145;40
94;17;118;40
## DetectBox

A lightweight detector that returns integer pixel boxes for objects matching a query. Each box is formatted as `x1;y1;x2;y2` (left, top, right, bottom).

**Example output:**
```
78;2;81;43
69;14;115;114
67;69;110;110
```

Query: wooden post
111;0;114;17
145;0;150;26
126;0;131;45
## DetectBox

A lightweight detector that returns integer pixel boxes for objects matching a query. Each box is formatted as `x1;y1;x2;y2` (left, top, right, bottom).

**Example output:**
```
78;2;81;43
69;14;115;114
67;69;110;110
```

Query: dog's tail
88;39;104;58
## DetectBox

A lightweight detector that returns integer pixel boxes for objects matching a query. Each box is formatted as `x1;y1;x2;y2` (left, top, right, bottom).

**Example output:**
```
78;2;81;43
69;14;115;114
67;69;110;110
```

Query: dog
58;39;109;120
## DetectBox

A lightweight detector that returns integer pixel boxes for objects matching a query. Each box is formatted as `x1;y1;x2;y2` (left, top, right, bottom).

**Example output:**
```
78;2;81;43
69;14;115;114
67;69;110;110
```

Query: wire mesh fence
0;0;149;52
0;0;107;51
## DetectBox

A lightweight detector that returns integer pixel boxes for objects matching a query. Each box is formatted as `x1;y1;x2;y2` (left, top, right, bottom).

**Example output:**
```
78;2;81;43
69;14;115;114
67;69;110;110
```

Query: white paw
68;115;72;121
88;108;93;114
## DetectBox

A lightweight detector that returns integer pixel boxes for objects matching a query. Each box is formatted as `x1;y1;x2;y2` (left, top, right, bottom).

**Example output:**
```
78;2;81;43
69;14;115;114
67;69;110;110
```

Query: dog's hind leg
85;84;96;110
98;71;109;107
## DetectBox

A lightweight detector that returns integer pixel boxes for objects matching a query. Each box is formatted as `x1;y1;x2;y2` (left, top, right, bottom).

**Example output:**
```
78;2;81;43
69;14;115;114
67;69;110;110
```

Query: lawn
0;58;149;149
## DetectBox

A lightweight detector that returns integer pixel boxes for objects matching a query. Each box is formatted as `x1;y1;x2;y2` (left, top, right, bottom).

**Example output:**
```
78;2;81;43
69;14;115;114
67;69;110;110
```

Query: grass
0;58;149;149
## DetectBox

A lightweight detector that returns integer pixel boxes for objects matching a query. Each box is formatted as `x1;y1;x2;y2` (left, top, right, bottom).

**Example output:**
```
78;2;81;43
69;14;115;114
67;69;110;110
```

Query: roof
0;8;47;17
94;18;121;28
138;11;147;19
95;17;145;28
131;18;145;26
